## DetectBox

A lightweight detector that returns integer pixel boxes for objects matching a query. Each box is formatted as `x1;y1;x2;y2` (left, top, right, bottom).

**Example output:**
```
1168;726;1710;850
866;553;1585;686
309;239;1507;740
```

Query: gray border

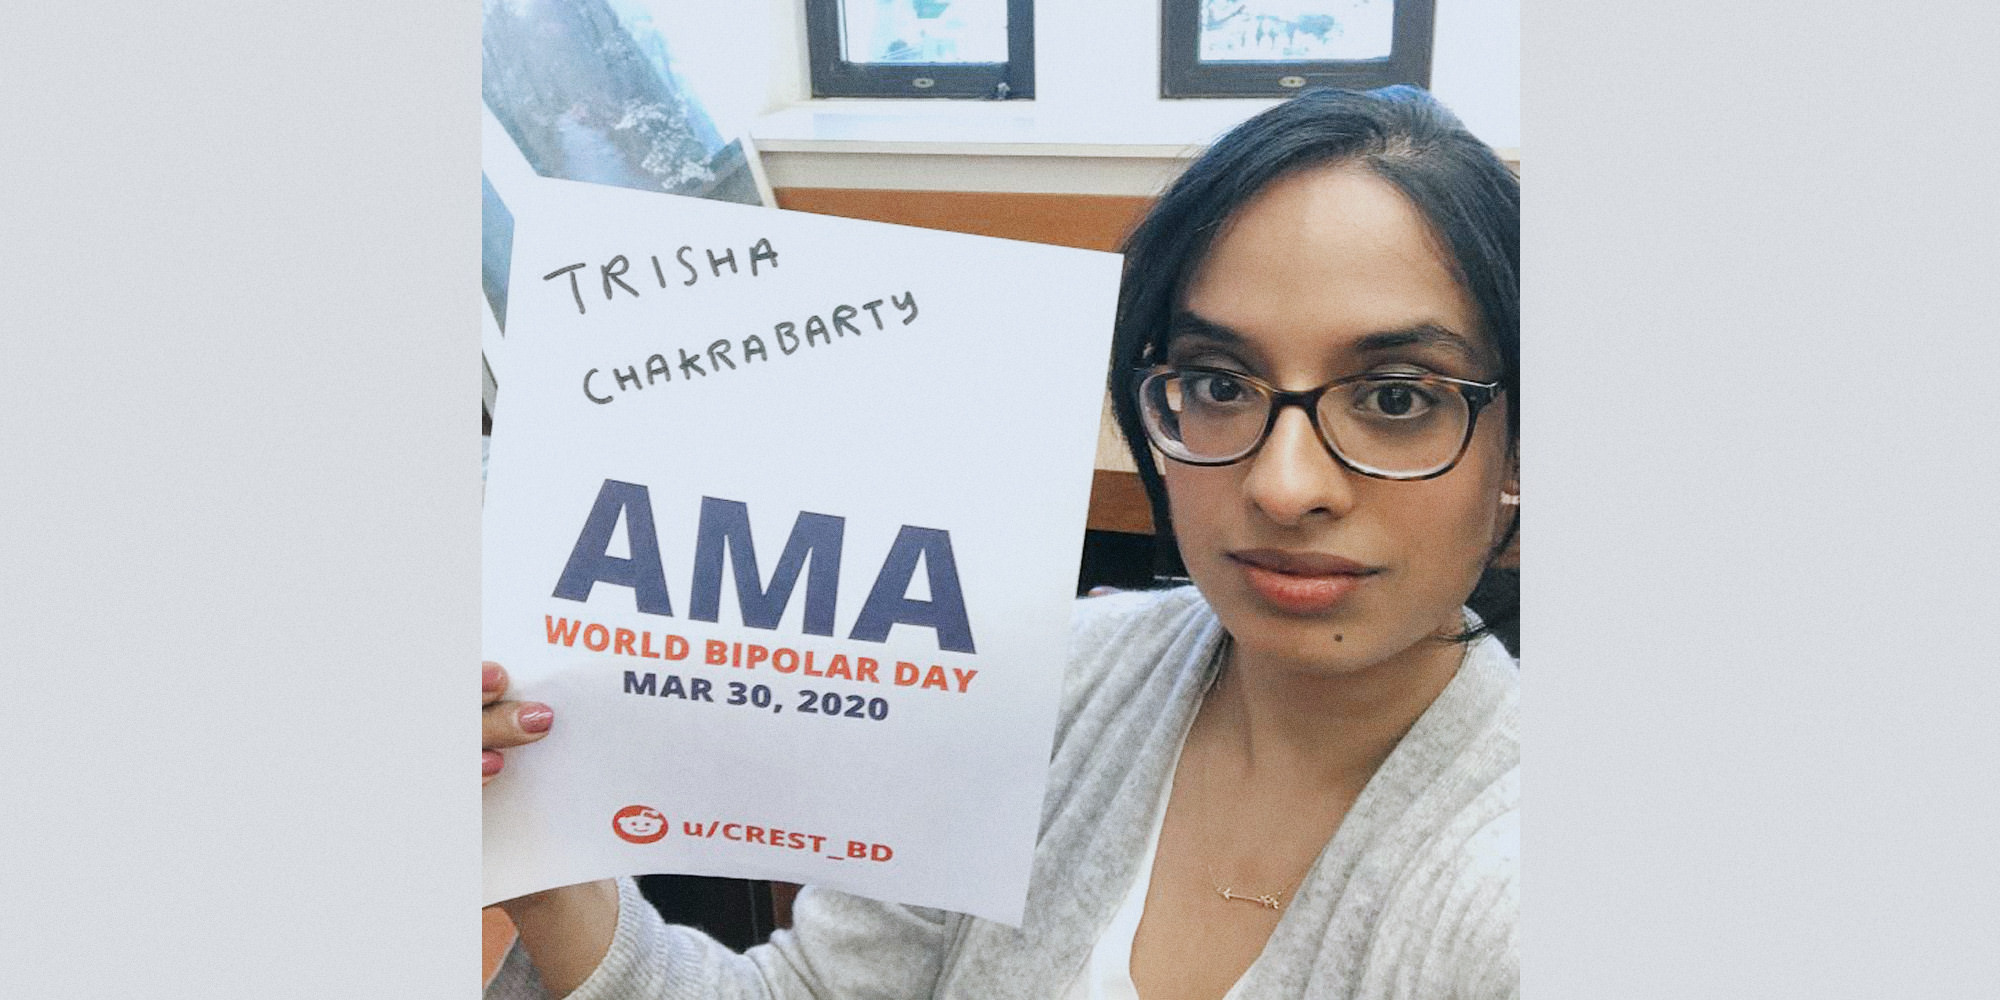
1;3;477;994
1526;1;2000;995
10;1;2000;994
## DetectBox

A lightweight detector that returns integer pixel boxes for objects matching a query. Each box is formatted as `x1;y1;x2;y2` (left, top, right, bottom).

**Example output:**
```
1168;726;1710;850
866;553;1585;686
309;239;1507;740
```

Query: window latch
992;80;1011;100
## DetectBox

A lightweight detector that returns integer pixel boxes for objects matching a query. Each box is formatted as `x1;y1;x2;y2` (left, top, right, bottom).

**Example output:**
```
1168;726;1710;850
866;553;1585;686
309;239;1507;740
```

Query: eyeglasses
1133;365;1503;481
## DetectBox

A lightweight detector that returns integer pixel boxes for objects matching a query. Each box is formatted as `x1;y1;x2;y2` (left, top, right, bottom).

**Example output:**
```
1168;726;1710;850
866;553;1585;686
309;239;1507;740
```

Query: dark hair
1108;85;1519;645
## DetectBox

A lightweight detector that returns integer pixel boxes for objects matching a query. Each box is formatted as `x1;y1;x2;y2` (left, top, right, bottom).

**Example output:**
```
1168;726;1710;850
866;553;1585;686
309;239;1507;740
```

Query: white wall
1429;0;1521;148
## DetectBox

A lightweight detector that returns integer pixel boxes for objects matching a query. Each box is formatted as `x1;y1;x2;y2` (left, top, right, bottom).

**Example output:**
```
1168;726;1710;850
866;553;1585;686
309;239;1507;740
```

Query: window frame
1160;0;1434;98
805;0;1036;99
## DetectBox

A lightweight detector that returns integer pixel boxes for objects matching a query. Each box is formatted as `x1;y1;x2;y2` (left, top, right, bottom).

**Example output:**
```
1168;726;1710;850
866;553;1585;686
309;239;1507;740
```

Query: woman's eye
1355;381;1438;419
1190;373;1250;405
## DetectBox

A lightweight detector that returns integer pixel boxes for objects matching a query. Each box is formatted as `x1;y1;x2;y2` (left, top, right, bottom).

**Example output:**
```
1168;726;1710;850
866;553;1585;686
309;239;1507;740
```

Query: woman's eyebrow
1354;324;1480;361
1166;310;1245;345
1173;313;1480;360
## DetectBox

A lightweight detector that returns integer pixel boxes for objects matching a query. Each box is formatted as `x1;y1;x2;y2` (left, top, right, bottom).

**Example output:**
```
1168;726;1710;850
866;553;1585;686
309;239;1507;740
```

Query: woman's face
1164;164;1514;678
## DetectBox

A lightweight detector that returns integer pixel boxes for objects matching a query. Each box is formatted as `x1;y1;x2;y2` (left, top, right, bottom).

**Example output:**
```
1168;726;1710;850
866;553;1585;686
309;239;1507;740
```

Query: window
805;0;1035;99
1161;0;1434;98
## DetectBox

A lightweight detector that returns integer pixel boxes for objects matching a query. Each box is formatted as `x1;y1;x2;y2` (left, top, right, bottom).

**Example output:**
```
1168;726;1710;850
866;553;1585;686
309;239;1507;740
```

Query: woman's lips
1229;550;1376;614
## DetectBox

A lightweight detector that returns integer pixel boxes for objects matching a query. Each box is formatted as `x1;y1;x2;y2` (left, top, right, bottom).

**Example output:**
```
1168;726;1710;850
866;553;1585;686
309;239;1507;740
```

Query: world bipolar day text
545;615;979;694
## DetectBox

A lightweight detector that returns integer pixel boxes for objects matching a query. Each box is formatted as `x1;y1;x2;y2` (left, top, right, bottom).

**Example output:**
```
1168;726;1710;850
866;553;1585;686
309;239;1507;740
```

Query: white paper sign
482;177;1122;924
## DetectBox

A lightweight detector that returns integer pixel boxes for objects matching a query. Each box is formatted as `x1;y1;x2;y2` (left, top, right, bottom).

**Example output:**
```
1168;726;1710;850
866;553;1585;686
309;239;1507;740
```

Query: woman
483;85;1519;999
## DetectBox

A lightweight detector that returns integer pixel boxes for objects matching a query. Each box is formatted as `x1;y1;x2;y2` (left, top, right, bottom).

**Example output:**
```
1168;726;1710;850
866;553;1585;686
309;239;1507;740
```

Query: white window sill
750;98;1286;158
748;100;1517;195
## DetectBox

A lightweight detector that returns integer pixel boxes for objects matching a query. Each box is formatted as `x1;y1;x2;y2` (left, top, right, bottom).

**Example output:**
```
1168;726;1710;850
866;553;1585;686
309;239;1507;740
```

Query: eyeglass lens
1142;370;1471;476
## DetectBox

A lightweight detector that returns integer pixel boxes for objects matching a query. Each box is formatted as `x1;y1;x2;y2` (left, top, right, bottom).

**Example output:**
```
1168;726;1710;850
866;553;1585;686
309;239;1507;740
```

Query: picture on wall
482;0;771;205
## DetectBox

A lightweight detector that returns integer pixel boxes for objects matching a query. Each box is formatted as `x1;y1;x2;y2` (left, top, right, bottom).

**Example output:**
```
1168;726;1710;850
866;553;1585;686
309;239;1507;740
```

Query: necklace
1206;864;1292;910
1193;636;1303;913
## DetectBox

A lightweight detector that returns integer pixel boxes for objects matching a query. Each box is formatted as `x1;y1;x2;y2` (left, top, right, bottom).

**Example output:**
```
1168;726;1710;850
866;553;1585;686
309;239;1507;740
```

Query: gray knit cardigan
490;586;1519;999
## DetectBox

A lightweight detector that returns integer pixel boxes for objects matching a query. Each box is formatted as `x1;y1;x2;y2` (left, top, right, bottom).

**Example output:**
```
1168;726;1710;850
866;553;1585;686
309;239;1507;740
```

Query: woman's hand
483;661;618;993
483;661;554;785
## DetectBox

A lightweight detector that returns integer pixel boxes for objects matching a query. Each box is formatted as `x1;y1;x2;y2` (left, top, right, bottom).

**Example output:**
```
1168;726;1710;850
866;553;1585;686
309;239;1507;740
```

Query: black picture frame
806;0;1035;99
1161;0;1434;98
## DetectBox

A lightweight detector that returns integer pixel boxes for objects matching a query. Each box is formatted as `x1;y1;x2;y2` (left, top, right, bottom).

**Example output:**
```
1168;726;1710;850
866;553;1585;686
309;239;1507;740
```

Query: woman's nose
1241;406;1358;526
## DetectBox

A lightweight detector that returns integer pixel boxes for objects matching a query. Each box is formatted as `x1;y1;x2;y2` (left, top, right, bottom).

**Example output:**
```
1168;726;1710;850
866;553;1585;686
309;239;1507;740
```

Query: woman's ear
1494;455;1520;569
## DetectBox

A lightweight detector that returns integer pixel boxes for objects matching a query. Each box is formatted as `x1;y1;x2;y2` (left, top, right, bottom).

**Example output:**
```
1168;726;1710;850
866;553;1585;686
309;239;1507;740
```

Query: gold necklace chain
1194;636;1302;913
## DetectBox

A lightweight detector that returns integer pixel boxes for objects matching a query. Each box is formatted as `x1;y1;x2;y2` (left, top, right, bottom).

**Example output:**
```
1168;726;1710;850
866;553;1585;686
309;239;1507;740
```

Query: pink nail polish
518;703;554;733
483;751;503;777
482;663;504;692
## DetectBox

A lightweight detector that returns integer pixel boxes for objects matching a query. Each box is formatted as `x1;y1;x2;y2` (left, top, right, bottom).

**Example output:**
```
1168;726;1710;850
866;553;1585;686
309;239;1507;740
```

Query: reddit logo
612;805;669;844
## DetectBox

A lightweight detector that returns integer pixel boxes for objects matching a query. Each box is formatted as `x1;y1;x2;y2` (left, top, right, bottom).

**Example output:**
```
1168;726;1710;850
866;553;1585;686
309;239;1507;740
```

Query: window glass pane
840;0;1009;64
1198;0;1394;62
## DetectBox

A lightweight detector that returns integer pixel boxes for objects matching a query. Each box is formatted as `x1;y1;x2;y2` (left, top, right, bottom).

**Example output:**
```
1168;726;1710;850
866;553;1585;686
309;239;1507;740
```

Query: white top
1057;741;1246;1000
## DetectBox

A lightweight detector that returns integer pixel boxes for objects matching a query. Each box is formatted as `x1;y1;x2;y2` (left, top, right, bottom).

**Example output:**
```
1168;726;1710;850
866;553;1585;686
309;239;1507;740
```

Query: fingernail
517;703;554;733
483;751;503;777
482;662;504;692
